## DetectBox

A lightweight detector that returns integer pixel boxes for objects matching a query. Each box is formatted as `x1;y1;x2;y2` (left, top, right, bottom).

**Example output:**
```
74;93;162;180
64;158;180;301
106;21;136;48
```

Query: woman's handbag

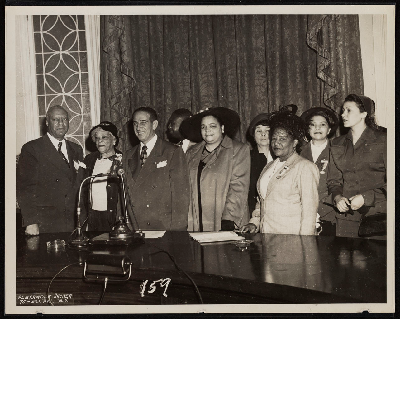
358;188;387;237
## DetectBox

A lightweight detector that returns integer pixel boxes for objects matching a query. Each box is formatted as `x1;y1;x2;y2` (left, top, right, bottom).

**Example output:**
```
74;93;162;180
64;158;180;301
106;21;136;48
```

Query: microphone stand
109;169;144;242
69;160;144;246
68;174;102;248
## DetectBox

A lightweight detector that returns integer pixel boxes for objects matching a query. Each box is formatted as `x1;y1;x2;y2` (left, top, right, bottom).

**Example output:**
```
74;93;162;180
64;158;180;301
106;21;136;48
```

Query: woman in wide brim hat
326;94;387;239
300;106;339;235
180;107;241;143
183;107;250;232
246;104;298;216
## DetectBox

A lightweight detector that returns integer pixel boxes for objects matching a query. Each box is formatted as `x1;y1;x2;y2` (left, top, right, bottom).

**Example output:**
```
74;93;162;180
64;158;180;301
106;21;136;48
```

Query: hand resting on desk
240;223;257;234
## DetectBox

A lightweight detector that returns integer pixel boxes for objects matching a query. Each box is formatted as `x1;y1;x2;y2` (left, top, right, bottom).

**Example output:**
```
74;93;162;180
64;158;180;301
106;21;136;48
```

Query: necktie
58;142;70;168
140;145;148;167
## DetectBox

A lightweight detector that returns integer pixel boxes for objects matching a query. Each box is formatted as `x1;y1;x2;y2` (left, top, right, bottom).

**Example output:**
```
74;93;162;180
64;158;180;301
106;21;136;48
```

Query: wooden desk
16;231;387;306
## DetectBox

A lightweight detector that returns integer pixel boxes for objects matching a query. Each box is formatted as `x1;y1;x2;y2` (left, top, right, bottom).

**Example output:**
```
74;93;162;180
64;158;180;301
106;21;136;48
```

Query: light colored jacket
186;135;250;231
249;152;319;235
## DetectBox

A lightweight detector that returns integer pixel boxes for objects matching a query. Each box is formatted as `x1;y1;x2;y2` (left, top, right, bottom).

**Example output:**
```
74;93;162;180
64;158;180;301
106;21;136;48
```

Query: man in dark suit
123;107;190;230
17;105;84;234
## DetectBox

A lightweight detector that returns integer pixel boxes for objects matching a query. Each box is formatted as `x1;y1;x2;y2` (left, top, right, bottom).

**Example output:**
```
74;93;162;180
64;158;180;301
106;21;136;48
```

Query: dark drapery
100;14;363;153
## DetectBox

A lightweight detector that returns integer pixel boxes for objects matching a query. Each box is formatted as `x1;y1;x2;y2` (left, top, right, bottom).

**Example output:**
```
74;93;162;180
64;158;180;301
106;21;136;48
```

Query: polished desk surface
16;231;387;305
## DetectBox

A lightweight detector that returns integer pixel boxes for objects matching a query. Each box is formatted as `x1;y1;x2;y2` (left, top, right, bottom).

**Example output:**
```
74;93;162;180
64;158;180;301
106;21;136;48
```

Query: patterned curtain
100;14;364;153
306;14;364;115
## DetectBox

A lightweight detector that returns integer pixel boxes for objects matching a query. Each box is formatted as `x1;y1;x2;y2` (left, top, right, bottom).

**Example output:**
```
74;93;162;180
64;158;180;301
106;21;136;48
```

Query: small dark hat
350;94;375;116
180;107;240;142
247;113;275;137
247;104;298;137
300;107;339;134
89;121;119;145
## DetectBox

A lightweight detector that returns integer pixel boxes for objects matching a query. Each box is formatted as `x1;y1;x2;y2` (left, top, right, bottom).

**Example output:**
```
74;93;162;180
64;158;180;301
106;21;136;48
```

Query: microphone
108;166;143;241
68;173;111;248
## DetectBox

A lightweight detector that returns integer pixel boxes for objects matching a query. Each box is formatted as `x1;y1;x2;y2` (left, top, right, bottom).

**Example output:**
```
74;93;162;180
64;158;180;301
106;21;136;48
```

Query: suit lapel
66;139;81;183
134;137;164;187
264;153;301;199
42;135;72;175
86;152;99;176
256;159;278;199
315;141;330;164
127;146;141;183
301;142;313;162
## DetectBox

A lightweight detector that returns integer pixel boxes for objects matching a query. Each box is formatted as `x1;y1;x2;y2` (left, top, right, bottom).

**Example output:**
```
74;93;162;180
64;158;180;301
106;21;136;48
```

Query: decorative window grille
33;15;92;152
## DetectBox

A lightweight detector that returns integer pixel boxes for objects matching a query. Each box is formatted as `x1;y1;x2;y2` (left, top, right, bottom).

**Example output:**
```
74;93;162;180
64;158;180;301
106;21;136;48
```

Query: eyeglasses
93;135;113;142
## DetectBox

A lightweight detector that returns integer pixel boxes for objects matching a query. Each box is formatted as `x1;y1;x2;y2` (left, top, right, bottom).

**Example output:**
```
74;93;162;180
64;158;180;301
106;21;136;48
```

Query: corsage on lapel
320;159;328;174
109;153;123;175
156;160;167;168
73;160;87;171
276;165;290;179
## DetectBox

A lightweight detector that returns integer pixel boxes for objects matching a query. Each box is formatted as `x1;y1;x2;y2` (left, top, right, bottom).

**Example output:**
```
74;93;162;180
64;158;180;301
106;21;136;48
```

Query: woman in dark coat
300;107;339;235
326;94;387;238
246;113;276;216
82;121;122;231
181;107;250;232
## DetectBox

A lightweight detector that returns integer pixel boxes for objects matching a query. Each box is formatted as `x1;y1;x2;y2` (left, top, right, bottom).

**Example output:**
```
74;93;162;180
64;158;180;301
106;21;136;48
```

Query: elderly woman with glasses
81;121;122;231
241;112;319;235
180;107;250;232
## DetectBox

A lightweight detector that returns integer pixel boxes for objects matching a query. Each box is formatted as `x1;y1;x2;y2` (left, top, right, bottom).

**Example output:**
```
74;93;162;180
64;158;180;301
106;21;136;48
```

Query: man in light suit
123;107;190;230
17;105;84;234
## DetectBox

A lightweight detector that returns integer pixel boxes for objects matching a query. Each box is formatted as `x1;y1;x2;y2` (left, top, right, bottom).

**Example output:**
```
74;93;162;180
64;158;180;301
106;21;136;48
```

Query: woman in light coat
241;112;319;235
181;107;250;232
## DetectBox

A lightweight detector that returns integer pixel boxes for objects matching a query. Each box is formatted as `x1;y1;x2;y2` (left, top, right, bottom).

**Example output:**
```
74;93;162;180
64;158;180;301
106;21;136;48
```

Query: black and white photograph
5;4;395;314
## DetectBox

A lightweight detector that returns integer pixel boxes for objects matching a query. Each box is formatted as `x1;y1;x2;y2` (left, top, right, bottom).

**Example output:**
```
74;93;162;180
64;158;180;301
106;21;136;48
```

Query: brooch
320;159;328;174
276;165;290;179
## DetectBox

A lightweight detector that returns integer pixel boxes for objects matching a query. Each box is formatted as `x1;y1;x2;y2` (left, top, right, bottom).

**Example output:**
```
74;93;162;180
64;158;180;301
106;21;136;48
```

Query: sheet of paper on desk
189;231;245;243
142;231;166;239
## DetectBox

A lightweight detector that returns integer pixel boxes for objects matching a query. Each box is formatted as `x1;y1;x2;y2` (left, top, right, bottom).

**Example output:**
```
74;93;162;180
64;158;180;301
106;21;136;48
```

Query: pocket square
156;160;167;168
73;160;87;171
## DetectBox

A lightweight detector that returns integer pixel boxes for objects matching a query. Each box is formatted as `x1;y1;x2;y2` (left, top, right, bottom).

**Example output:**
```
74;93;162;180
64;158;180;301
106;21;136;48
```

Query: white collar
47;132;66;148
140;134;157;154
310;140;328;150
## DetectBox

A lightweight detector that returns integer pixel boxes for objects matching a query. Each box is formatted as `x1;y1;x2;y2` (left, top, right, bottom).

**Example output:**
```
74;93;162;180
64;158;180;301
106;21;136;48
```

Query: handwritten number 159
140;278;171;298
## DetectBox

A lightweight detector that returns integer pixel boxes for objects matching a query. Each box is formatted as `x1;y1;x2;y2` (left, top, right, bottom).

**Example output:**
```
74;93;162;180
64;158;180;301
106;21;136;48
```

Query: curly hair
270;112;308;153
305;109;336;129
304;110;336;139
